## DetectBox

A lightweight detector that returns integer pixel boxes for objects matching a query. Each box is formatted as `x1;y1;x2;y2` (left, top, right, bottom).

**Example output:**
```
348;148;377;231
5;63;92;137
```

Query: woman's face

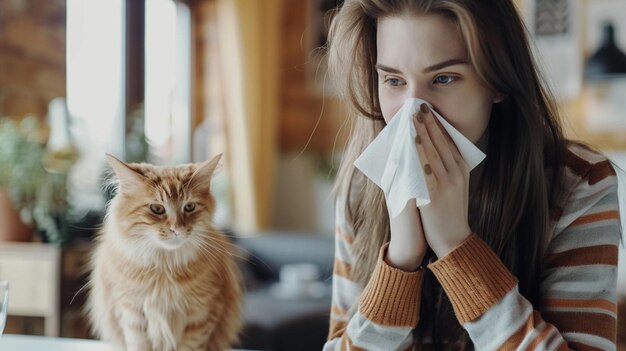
376;14;497;143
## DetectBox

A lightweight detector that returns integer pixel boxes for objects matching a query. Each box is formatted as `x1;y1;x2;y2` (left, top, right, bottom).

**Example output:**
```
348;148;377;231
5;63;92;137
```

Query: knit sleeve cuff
358;243;424;327
428;234;518;324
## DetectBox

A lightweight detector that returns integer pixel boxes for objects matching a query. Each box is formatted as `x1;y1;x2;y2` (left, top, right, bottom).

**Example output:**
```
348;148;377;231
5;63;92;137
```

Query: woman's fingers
429;108;464;165
413;113;438;195
419;104;459;175
414;108;447;184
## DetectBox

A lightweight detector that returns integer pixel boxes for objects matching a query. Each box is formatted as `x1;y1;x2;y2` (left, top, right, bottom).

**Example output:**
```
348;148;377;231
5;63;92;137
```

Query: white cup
0;280;8;336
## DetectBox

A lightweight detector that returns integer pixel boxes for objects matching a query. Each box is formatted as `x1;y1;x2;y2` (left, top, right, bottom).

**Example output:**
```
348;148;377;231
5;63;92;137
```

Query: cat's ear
194;154;222;181
106;154;144;191
192;153;222;187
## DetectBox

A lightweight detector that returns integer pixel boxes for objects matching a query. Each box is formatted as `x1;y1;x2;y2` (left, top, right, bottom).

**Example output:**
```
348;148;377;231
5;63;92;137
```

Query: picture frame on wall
522;0;583;101
521;0;626;148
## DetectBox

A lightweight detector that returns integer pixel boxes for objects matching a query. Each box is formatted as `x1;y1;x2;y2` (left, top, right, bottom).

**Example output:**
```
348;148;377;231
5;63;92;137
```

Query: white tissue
354;98;486;218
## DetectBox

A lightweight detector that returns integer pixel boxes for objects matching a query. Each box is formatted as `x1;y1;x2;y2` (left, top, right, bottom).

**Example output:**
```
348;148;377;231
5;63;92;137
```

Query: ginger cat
87;154;242;351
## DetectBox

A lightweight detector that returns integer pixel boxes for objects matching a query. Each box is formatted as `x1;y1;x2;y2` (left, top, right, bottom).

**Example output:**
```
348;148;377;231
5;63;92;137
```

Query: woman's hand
387;199;427;271
413;103;472;258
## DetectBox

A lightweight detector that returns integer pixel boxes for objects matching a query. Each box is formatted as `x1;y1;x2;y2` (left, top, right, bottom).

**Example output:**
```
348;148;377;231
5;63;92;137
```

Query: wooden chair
0;242;61;336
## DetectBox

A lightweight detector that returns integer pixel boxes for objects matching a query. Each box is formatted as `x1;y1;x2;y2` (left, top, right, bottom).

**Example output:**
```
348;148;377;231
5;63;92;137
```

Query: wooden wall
279;0;348;154
0;0;66;120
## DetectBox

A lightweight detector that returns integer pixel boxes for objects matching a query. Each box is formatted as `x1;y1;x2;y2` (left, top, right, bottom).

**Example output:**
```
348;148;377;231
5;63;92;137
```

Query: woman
324;0;621;350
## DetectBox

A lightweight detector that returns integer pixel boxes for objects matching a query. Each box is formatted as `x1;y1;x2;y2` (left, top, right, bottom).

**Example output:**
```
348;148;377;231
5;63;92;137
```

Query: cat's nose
169;227;182;236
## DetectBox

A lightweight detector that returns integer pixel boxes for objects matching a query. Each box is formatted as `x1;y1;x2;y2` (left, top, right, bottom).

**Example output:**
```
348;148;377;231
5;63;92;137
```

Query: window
66;0;125;210
145;0;192;165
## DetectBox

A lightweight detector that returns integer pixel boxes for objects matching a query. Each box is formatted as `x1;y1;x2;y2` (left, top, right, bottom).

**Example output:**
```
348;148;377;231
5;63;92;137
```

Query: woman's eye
149;204;165;215
184;202;196;212
384;77;405;87
433;75;458;85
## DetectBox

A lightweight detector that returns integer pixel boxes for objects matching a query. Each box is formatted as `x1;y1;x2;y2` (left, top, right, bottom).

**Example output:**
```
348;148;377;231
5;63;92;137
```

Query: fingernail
424;164;432;175
416;113;424;123
420;103;430;114
415;134;421;144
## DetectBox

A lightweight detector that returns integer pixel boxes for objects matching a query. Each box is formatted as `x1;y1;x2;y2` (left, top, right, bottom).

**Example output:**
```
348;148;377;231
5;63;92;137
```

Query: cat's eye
184;202;196;212
149;204;165;215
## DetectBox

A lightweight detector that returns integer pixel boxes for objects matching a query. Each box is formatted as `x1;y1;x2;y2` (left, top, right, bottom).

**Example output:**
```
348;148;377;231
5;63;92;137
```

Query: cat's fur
86;154;242;351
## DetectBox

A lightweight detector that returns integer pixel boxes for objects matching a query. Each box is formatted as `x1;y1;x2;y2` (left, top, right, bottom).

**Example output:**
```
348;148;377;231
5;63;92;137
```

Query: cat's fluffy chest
107;246;216;312
99;244;222;350
124;266;189;309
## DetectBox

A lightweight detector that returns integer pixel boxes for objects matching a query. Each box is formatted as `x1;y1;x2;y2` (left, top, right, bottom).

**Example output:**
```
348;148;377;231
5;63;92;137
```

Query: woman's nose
408;83;431;102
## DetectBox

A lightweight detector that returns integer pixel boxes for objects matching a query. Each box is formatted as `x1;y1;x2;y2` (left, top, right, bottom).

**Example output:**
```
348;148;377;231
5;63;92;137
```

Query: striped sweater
324;144;622;351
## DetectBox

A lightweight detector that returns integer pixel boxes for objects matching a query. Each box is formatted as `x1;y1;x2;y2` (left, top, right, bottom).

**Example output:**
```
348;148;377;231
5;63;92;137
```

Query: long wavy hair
328;0;570;348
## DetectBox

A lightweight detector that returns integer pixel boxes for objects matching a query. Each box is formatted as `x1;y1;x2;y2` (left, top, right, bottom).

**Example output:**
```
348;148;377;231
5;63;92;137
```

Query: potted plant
0;116;71;244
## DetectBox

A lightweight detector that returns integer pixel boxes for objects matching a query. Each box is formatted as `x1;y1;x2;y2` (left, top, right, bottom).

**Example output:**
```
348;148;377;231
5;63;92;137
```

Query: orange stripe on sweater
334;258;353;280
336;225;353;245
542;298;617;314
499;312;538;350
565;150;616;186
331;304;347;317
570;210;619;226
542;311;616;341
328;320;347;341
524;322;555;351
565;149;591;177
586;160;617;186
545;244;618;268
343;335;367;351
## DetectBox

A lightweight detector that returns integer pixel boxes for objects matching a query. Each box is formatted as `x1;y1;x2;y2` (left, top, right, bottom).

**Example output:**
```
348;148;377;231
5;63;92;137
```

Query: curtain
214;0;282;232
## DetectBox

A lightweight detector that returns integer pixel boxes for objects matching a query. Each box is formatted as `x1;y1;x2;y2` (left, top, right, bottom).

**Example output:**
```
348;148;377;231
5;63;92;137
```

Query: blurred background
0;0;625;350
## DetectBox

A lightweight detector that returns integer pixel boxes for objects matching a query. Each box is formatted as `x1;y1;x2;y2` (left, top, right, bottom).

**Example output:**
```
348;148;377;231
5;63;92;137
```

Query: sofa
232;232;335;351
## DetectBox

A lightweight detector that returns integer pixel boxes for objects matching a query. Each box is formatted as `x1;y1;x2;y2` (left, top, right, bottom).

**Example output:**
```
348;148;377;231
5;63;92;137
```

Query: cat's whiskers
196;227;276;270
70;283;89;306
195;231;245;262
192;238;229;282
201;228;271;269
198;230;274;270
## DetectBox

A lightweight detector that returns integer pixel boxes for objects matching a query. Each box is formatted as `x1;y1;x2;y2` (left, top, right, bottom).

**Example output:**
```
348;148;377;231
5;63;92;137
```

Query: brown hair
328;0;568;348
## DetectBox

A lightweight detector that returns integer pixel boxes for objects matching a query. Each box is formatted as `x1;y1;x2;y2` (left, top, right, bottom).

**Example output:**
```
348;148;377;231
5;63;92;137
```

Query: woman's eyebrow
375;64;402;74
375;59;469;75
422;58;468;73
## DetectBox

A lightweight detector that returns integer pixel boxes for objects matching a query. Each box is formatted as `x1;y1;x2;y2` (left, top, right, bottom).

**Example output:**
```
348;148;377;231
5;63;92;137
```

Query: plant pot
0;188;33;242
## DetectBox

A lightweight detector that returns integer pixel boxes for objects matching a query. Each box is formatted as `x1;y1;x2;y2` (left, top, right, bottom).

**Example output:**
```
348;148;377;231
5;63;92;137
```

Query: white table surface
0;334;114;351
0;334;256;351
